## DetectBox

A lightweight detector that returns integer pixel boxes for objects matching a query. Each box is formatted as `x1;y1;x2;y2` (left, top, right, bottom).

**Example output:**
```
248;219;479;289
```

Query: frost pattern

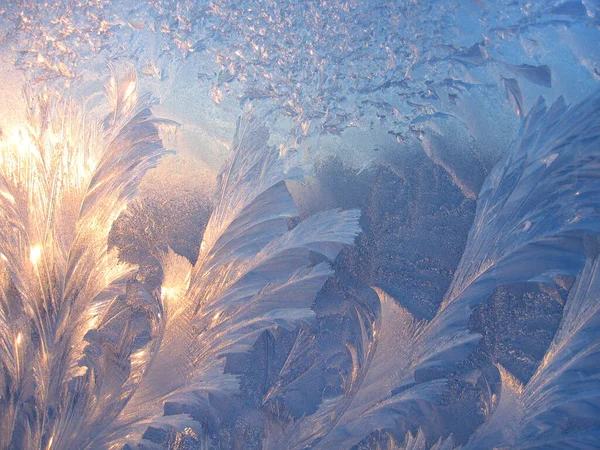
0;74;361;448
0;60;599;449
263;92;600;449
464;249;600;449
0;68;171;449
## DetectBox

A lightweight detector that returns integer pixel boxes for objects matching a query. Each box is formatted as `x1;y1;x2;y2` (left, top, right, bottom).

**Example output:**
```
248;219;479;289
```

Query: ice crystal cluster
0;0;599;449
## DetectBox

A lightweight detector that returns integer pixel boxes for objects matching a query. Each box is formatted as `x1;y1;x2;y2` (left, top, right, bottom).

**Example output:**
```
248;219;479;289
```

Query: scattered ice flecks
0;0;598;145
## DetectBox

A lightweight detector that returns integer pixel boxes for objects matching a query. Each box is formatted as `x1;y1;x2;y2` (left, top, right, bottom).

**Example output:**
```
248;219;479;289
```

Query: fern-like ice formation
1;63;598;449
0;67;361;449
462;242;600;449
0;67;173;449
454;93;600;449
97;116;361;448
264;92;600;449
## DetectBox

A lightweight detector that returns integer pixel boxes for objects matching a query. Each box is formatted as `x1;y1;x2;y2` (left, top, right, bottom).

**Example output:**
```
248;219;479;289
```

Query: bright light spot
213;312;220;321
6;127;35;156
161;286;175;299
0;252;7;262
87;315;99;330
183;427;198;438
541;153;559;167
123;80;137;100
30;244;42;265
0;190;15;204
16;332;23;346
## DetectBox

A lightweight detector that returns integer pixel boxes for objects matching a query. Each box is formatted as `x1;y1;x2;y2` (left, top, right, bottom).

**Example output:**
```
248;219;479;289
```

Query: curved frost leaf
0;69;169;449
465;249;600;449
104;117;360;447
268;289;449;450
429;91;600;371
309;291;447;450
190;117;300;287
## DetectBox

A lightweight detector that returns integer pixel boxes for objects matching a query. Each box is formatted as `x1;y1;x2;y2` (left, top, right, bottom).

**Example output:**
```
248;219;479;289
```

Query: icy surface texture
1;0;599;145
0;0;599;449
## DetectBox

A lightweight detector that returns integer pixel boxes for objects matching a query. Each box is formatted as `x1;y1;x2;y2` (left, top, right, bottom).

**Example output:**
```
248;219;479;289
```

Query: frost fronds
264;288;453;450
0;70;170;449
427;91;600;450
465;248;600;449
98;116;361;448
307;290;447;449
404;92;600;409
264;91;600;450
435;92;600;353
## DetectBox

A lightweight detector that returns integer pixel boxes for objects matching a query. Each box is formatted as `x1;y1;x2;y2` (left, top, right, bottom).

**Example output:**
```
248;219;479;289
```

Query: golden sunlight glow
123;80;137;100
0;189;15;204
1;108;101;201
0;128;38;179
160;286;176;300
183;427;198;438
0;128;41;193
29;244;42;266
16;332;23;346
209;311;222;328
121;79;138;113
159;250;193;313
4;127;36;155
131;349;147;361
86;316;99;331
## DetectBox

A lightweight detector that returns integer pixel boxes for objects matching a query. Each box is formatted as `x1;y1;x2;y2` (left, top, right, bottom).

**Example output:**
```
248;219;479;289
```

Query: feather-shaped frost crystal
262;91;600;450
0;74;361;449
99;118;361;449
0;70;172;449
